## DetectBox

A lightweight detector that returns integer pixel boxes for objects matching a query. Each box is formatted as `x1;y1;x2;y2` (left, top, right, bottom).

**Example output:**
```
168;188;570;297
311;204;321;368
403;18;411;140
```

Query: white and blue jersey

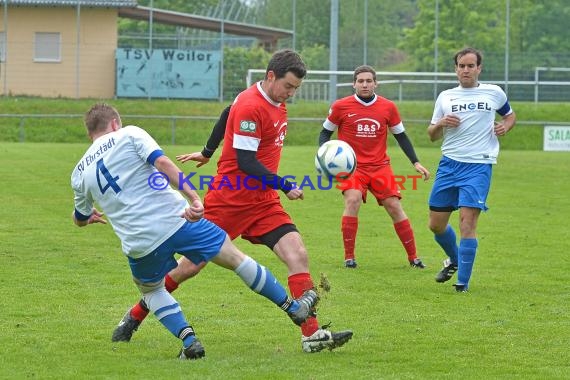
431;83;513;164
71;126;187;259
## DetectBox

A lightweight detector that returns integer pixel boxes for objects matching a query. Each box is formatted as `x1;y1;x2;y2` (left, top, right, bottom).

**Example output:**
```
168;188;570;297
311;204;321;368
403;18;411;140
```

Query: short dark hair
454;47;482;66
353;65;376;82
84;103;121;134
265;49;307;80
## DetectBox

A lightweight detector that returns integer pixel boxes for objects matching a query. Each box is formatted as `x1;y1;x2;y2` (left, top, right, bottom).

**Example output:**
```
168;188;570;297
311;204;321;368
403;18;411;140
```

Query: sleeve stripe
389;122;405;134
323;119;338;131
147;149;164;165
233;134;260;151
74;209;90;221
497;101;513;117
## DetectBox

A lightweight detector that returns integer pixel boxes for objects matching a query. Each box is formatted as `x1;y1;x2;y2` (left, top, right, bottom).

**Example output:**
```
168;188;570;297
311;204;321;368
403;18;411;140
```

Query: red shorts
204;184;293;244
337;164;402;204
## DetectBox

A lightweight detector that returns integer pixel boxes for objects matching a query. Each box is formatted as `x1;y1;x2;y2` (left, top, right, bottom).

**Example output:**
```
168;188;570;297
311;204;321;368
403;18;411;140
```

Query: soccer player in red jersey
319;65;430;269
112;49;353;353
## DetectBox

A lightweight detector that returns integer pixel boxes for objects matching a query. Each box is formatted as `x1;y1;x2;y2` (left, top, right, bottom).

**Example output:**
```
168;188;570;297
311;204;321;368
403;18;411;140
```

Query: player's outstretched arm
394;132;430;180
154;155;204;222
176;151;210;167
413;162;430;181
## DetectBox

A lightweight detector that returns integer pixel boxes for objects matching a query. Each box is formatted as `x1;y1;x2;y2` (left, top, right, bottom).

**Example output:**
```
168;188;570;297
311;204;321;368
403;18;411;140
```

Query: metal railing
1;113;566;144
247;69;570;103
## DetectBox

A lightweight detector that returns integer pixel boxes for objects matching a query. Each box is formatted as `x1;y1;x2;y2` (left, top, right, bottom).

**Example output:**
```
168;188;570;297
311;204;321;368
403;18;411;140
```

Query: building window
0;32;5;62
34;32;61;62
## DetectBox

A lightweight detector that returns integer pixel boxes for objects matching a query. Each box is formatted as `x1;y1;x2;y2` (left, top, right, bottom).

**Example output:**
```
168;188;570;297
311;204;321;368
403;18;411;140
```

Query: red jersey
204;82;294;238
323;94;405;169
217;82;288;176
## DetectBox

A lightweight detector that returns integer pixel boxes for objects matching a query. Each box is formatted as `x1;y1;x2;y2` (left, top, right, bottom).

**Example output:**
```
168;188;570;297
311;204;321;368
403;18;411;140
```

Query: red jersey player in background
319;65;430;269
113;49;353;353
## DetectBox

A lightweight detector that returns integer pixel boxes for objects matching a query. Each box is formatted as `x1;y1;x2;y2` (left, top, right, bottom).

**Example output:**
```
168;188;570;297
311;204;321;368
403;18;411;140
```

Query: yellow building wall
0;7;117;98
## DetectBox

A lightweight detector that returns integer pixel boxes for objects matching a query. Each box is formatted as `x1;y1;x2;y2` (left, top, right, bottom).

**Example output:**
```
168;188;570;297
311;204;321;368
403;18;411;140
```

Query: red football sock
130;274;180;322
130;300;149;322
394;219;417;261
288;273;319;337
341;216;358;261
165;274;179;293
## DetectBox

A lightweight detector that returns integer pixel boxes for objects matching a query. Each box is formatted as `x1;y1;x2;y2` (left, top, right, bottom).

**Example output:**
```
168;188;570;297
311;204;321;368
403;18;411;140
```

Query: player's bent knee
133;277;165;294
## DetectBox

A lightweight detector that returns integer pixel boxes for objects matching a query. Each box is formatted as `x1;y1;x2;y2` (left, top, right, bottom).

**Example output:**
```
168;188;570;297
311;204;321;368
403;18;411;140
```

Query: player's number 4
96;158;121;194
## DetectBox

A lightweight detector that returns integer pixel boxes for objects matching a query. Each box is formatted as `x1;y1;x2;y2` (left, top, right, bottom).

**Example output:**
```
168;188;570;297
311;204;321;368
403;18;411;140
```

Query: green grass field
1;142;569;379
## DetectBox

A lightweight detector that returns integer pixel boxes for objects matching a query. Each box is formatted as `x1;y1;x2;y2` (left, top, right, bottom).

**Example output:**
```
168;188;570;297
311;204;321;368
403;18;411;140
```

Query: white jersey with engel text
431;83;513;164
71;125;187;259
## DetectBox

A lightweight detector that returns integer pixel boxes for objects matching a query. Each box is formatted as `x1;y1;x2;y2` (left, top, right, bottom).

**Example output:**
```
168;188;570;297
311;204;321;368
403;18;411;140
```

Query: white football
315;140;357;179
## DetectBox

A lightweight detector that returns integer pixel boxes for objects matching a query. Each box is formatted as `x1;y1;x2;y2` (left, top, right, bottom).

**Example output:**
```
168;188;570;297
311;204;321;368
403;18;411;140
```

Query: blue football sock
234;256;289;308
434;225;458;264
457;238;478;287
144;287;194;345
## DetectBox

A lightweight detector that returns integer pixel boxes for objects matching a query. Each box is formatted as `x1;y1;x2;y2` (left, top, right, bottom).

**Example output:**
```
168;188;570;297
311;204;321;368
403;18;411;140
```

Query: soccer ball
315;140;357;179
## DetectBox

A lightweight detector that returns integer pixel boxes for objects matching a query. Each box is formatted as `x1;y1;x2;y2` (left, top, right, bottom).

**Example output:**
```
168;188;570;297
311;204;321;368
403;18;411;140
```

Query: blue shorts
429;156;492;212
128;218;227;283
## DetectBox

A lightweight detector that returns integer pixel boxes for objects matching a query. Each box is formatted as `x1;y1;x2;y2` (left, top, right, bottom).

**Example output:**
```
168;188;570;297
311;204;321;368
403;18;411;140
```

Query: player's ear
112;118;122;131
266;70;276;82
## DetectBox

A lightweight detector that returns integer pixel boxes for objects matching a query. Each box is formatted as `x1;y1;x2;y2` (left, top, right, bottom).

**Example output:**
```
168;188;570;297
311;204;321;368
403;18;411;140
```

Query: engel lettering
451;102;492;112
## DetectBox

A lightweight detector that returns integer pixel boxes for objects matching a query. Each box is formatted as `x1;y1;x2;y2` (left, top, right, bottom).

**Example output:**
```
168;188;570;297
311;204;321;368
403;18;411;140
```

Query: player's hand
286;188;304;200
88;208;107;224
413;162;430;181
440;114;461;128
176;152;210;168
182;199;204;222
494;121;509;136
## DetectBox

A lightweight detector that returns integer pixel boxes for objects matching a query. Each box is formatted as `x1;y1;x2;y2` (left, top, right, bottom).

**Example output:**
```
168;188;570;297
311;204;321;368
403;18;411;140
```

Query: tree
400;0;505;75
222;46;271;99
400;0;570;80
256;0;417;70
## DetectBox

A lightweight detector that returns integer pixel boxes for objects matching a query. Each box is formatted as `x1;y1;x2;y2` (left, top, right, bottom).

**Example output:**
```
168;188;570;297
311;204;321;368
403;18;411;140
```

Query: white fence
247;69;570;103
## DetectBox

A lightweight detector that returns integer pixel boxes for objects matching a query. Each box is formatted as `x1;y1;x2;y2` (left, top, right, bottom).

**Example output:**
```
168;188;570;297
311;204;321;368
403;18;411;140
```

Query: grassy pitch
1;142;569;379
